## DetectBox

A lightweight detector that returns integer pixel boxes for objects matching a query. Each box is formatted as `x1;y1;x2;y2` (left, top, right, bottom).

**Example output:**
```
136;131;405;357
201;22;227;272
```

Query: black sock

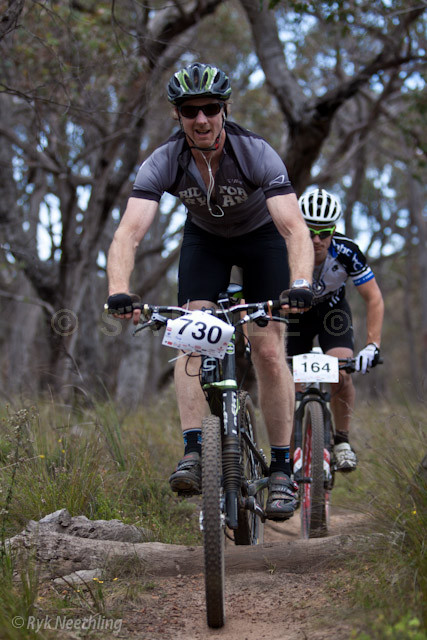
335;430;349;445
269;445;291;476
183;429;202;455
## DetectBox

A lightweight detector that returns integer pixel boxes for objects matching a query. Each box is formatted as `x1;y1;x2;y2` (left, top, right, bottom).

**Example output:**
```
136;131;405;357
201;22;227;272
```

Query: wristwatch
291;279;312;289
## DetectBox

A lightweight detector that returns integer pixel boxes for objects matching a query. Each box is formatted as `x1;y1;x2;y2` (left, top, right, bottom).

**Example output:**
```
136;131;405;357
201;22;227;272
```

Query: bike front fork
222;434;240;529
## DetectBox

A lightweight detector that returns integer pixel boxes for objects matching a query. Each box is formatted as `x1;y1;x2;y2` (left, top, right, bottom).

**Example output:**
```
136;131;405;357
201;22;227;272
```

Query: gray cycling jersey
312;232;375;305
132;121;294;237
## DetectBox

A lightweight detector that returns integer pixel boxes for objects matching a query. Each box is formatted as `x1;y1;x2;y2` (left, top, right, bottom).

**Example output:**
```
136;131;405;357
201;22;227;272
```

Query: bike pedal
247;477;269;496
242;496;265;518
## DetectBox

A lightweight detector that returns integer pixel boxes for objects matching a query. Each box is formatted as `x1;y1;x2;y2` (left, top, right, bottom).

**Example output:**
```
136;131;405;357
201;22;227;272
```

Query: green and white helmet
167;62;232;105
298;189;342;225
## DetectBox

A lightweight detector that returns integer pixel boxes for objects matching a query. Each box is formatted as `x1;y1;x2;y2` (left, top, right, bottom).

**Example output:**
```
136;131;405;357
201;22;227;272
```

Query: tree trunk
408;176;427;392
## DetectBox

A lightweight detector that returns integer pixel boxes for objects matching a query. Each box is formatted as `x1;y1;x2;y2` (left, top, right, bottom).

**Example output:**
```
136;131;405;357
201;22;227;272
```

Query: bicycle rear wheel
234;392;266;545
300;400;327;538
202;414;225;628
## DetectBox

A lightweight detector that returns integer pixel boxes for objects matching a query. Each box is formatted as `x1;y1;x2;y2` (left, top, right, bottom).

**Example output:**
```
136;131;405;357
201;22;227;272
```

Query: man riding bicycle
287;188;384;471
106;62;314;520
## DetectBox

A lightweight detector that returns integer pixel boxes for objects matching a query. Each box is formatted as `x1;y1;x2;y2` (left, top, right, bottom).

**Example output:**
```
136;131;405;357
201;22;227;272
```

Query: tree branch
0;0;25;40
0;288;54;315
239;0;306;124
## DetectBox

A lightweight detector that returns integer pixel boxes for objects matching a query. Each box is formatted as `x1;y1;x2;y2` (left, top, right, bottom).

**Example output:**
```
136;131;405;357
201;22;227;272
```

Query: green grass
0;390;200;544
0;390;201;638
0;392;425;638
330;401;427;638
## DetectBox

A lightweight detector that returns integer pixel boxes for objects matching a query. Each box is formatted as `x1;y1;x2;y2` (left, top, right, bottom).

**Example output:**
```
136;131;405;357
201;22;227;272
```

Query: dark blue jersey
312;233;375;304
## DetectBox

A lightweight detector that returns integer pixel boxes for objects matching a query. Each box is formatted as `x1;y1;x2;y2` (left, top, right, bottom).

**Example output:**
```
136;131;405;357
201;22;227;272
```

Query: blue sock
183;429;202;455
270;445;291;476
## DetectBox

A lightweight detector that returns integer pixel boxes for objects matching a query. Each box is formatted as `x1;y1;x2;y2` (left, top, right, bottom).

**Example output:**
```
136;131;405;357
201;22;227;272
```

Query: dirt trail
121;508;368;640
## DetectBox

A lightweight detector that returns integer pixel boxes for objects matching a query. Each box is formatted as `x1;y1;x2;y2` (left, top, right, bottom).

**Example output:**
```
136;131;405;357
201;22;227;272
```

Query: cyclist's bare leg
248;321;293;446
174;300;213;431
170;301;212;493
326;346;355;433
249;321;298;519
174;352;209;430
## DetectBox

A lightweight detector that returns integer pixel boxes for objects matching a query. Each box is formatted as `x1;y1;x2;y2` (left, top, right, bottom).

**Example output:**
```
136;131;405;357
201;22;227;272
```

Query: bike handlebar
132;299;285;334
288;356;383;374
133;299;282;317
338;358;358;373
131;303;383;373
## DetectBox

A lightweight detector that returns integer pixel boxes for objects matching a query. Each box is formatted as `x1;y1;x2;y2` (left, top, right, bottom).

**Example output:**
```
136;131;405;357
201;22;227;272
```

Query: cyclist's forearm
267;194;314;283
286;227;314;284
365;297;384;346
357;279;384;347
107;232;137;294
107;198;158;295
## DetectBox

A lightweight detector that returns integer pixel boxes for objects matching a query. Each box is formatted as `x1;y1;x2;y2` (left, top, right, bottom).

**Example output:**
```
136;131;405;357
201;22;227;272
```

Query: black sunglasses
178;103;223;119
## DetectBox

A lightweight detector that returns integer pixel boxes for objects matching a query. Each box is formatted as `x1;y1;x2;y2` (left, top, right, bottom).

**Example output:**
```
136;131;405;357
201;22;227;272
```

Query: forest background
0;0;426;410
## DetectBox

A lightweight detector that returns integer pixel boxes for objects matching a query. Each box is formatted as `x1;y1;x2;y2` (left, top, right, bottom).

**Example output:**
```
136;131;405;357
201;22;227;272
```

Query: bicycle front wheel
234;392;266;545
301;400;327;539
202;414;225;628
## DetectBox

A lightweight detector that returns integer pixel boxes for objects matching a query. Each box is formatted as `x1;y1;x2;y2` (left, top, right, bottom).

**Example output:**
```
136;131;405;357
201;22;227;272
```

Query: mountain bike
132;285;285;628
291;351;381;539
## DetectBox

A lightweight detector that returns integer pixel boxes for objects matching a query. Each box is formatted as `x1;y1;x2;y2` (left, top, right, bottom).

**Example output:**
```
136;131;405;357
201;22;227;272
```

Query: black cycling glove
106;293;139;315
280;286;314;310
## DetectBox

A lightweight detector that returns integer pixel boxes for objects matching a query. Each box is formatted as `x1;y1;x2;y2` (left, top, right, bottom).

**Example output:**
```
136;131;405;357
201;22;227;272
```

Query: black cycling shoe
169;452;202;495
265;472;298;521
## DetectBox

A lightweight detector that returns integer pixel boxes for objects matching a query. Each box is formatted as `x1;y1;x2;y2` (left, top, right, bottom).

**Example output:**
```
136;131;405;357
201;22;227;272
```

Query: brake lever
133;311;168;335
239;309;269;326
133;320;154;335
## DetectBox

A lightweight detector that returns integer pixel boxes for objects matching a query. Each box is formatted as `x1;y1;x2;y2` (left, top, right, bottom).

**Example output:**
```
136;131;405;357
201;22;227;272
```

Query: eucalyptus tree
240;0;425;190
0;0;425;401
0;0;225;396
240;0;426;388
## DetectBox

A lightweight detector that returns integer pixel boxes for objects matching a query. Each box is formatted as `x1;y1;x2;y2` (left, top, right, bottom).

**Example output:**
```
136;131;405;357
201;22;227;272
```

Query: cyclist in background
105;62;314;521
287;188;384;471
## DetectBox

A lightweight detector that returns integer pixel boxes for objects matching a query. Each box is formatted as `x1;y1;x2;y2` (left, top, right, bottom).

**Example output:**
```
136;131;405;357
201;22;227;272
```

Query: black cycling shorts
178;218;289;305
286;297;354;355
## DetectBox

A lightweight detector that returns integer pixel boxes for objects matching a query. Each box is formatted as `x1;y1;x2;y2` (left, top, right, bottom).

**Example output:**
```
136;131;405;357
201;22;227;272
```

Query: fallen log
7;510;378;581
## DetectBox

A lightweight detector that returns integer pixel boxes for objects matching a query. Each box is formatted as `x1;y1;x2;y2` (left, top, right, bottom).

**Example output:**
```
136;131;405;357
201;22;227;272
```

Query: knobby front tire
234;392;265;545
301;400;327;539
202;414;225;628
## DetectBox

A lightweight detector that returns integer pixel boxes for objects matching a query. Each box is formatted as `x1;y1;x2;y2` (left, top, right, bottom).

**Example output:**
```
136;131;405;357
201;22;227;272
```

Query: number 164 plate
292;353;339;382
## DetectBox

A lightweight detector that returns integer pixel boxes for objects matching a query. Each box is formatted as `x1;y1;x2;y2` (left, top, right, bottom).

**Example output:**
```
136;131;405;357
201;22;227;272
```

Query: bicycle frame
132;292;276;534
293;355;361;484
292;353;382;538
200;314;269;530
123;293;285;628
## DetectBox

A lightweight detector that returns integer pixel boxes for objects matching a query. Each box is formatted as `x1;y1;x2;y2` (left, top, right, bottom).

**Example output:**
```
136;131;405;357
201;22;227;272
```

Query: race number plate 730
162;310;234;358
